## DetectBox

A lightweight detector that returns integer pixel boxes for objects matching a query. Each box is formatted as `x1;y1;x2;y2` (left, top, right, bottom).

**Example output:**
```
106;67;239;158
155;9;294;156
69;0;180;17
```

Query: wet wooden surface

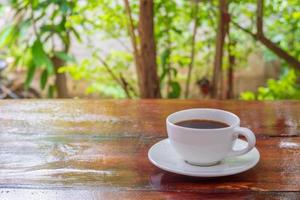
0;100;299;199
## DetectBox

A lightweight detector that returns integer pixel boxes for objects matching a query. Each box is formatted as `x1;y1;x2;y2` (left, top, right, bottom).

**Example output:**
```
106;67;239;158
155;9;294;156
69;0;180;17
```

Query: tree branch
115;37;132;52
84;18;132;52
123;0;144;97
231;21;256;38
256;0;263;38
97;55;132;98
123;0;140;60
232;21;300;69
259;36;300;68
185;1;199;98
118;73;131;98
119;73;137;97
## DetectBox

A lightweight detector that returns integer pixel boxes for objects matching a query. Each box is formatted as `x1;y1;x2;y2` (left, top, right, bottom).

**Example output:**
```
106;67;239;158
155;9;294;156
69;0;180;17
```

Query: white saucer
148;139;260;177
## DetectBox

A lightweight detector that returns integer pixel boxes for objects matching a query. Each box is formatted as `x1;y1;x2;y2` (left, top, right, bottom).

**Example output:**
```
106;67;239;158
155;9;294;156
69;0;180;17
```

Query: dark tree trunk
138;0;161;98
226;54;234;99
124;0;161;98
212;0;229;99
226;15;234;99
52;57;69;98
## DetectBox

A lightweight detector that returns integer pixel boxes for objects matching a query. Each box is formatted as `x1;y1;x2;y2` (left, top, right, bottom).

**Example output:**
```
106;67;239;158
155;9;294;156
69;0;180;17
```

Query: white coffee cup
166;108;256;166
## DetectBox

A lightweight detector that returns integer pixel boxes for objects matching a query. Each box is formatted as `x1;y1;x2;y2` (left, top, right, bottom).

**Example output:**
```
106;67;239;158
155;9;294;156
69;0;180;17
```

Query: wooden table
0;100;299;199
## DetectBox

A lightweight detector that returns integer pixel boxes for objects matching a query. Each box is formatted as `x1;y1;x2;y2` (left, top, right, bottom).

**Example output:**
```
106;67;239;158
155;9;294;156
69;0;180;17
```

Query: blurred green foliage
0;0;82;96
240;69;300;100
0;0;299;99
60;50;135;98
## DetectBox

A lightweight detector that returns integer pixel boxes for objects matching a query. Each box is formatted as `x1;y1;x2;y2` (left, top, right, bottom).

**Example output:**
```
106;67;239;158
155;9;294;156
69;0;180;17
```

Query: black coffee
175;119;229;129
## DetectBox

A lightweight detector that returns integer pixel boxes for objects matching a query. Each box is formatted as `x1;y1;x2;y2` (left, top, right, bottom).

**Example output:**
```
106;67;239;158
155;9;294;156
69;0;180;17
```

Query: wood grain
1;189;299;200
0;100;299;199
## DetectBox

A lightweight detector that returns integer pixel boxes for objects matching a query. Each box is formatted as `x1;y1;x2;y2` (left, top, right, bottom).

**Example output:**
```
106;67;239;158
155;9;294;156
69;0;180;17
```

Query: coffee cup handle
228;127;256;157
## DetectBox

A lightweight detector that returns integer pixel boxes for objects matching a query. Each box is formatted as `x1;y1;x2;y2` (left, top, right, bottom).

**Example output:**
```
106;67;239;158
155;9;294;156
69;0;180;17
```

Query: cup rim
166;108;240;131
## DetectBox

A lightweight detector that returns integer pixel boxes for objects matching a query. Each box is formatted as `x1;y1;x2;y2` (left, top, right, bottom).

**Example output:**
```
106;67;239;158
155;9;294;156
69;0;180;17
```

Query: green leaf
172;27;183;34
54;51;75;62
240;91;256;100
47;85;55;98
292;11;300;20
32;39;54;74
168;81;181;98
170;67;177;77
159;48;171;82
19;19;31;36
25;64;36;89
243;69;300;100
40;24;62;34
60;1;70;13
159;69;167;82
160;49;170;69
0;26;15;48
0;5;4;14
71;27;82;42
32;0;39;9
40;69;48;90
50;9;60;20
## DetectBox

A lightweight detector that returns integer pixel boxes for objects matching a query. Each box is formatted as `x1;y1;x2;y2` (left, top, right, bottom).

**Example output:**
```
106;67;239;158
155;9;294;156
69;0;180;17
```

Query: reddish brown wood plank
0;134;299;191
0;189;300;200
0;189;299;200
0;100;299;137
0;100;299;199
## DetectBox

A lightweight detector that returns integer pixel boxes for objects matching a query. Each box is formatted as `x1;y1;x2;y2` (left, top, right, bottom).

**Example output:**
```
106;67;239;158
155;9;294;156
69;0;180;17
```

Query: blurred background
0;0;299;100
